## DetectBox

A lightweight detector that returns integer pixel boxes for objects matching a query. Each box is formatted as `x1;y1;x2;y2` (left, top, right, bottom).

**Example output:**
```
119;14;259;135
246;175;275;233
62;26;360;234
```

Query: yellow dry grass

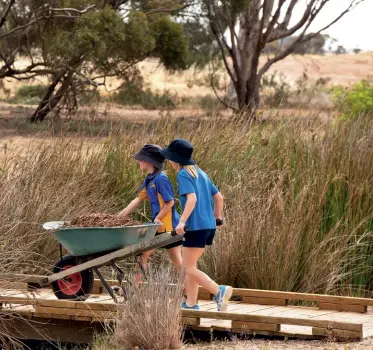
2;52;373;99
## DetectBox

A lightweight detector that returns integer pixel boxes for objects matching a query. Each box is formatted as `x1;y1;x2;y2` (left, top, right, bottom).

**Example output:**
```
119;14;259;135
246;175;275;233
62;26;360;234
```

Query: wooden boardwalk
1;278;373;344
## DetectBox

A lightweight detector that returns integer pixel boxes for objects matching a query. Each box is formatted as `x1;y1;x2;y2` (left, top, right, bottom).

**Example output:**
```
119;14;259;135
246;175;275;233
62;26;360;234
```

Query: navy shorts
182;229;216;248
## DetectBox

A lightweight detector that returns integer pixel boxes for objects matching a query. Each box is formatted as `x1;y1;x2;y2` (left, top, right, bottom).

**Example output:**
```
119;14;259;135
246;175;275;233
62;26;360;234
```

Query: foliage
183;20;217;68
333;80;373;119
112;81;176;110
150;16;190;71
0;1;191;121
261;71;291;107
9;85;47;105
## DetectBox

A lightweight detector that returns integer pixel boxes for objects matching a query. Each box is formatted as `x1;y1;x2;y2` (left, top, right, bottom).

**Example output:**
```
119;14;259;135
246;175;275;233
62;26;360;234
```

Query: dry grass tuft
113;264;184;350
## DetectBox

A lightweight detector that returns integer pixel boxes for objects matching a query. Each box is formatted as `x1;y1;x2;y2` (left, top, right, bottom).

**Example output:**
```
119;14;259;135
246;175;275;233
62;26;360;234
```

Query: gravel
63;213;141;228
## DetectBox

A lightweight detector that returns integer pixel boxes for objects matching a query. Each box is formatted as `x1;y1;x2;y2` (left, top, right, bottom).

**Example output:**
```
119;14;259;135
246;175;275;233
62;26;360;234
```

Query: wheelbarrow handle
216;218;224;227
171;225;188;237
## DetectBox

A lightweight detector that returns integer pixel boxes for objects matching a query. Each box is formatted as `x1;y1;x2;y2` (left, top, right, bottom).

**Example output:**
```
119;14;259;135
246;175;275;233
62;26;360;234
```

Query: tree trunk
30;70;73;123
227;1;262;119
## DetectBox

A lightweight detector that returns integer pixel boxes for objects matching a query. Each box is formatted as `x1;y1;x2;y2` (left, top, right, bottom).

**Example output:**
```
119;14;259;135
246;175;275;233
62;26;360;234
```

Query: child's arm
176;193;197;235
154;199;175;224
213;192;224;220
117;197;143;218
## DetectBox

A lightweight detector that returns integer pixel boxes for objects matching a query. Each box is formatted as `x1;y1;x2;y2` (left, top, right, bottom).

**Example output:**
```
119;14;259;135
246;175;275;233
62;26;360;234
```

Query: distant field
2;52;373;99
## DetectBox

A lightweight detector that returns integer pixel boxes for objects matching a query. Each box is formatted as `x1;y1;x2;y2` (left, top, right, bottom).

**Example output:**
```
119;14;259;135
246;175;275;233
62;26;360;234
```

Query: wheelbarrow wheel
51;255;94;301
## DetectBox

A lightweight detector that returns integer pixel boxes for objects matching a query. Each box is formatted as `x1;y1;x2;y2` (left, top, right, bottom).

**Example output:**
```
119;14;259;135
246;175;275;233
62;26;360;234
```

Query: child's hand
154;217;162;225
175;221;186;235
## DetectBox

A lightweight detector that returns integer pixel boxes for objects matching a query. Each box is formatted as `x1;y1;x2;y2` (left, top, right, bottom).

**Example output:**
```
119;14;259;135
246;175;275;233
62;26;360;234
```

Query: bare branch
0;63;50;79
258;0;362;79
261;0;285;44
298;0;364;43
205;0;236;85
0;0;16;29
48;5;96;14
268;0;318;42
210;53;237;111
281;0;298;29
0;4;96;39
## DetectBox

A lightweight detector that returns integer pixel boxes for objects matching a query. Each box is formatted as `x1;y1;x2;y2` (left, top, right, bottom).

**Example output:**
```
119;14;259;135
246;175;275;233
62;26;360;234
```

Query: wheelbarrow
39;221;182;302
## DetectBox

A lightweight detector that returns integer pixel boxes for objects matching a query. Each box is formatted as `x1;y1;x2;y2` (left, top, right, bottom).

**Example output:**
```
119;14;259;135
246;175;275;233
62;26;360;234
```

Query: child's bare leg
183;247;219;306
167;246;183;270
134;250;154;285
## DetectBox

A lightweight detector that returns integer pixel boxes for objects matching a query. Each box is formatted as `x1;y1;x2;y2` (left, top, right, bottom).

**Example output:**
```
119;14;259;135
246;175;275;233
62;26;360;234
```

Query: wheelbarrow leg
111;261;127;300
93;267;118;303
136;255;148;281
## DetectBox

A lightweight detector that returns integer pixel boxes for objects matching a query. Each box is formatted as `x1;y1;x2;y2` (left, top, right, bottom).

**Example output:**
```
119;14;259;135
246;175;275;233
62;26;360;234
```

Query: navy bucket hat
133;144;165;170
160;139;195;166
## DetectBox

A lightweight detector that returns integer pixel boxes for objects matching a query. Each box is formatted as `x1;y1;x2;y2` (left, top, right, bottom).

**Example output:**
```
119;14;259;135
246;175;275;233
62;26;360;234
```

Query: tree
201;0;365;117
0;0;191;122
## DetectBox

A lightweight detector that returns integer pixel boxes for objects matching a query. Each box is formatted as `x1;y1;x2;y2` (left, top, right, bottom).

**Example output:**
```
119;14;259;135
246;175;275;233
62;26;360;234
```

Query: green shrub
10;85;46;105
333;80;373;119
262;71;291;107
112;81;175;109
198;95;222;111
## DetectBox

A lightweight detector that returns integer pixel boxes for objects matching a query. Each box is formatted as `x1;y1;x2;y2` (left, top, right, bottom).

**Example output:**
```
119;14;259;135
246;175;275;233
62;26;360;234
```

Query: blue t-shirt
177;167;218;231
138;171;179;232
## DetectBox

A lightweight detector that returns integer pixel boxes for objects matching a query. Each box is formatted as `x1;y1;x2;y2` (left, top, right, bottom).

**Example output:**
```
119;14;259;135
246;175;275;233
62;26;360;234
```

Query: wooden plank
243;296;288;306
47;233;182;284
319;302;367;313
199;319;231;331
181;310;363;332
34;305;114;319
0;293;117;312
256;305;339;318
0;274;48;285
2;317;103;343
277;325;317;340
198;292;212;300
232;320;280;332
310;312;372;323
182;317;200;326
198;287;212;300
233;288;373;307
312;327;362;340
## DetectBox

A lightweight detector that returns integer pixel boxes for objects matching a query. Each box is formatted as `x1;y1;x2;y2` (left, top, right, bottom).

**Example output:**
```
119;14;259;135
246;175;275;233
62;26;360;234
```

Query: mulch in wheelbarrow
63;213;141;228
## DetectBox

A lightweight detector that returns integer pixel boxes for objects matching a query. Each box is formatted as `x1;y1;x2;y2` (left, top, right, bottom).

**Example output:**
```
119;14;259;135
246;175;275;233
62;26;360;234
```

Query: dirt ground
187;338;373;349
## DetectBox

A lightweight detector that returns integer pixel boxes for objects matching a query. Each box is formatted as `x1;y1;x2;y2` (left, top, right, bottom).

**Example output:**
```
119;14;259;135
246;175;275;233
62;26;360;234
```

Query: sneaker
214;285;233;311
181;301;200;310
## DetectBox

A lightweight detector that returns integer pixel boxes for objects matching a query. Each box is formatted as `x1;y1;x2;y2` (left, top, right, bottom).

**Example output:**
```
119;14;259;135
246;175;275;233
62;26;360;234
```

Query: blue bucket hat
133;144;165;170
160;139;195;166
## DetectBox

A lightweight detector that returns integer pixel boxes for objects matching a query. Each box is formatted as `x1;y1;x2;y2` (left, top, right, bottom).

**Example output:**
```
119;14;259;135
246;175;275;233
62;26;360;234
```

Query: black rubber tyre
51;255;94;301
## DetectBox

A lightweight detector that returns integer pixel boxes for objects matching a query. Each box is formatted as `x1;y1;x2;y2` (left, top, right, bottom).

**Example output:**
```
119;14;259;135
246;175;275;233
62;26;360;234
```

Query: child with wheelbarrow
118;144;182;283
160;139;233;311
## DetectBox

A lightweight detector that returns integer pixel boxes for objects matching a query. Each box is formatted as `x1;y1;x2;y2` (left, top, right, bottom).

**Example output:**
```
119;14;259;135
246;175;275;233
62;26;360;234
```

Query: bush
10;85;46;105
262;71;291;107
198;95;222;111
333;80;373;119
113;265;183;349
112;81;176;110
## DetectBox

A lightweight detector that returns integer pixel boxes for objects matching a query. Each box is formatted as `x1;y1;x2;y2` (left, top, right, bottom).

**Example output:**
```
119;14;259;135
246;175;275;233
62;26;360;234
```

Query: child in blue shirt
161;139;232;311
118;144;182;283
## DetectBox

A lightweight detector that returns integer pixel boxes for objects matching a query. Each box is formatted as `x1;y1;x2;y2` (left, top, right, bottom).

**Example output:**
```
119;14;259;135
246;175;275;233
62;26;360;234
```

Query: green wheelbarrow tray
43;221;162;256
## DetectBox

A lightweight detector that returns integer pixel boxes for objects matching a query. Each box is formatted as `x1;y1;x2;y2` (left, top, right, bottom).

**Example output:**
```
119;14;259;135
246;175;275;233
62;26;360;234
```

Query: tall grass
1;115;373;296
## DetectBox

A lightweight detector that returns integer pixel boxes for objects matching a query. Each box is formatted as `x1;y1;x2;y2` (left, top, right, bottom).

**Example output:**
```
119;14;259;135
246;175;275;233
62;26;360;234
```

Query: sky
293;0;373;51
